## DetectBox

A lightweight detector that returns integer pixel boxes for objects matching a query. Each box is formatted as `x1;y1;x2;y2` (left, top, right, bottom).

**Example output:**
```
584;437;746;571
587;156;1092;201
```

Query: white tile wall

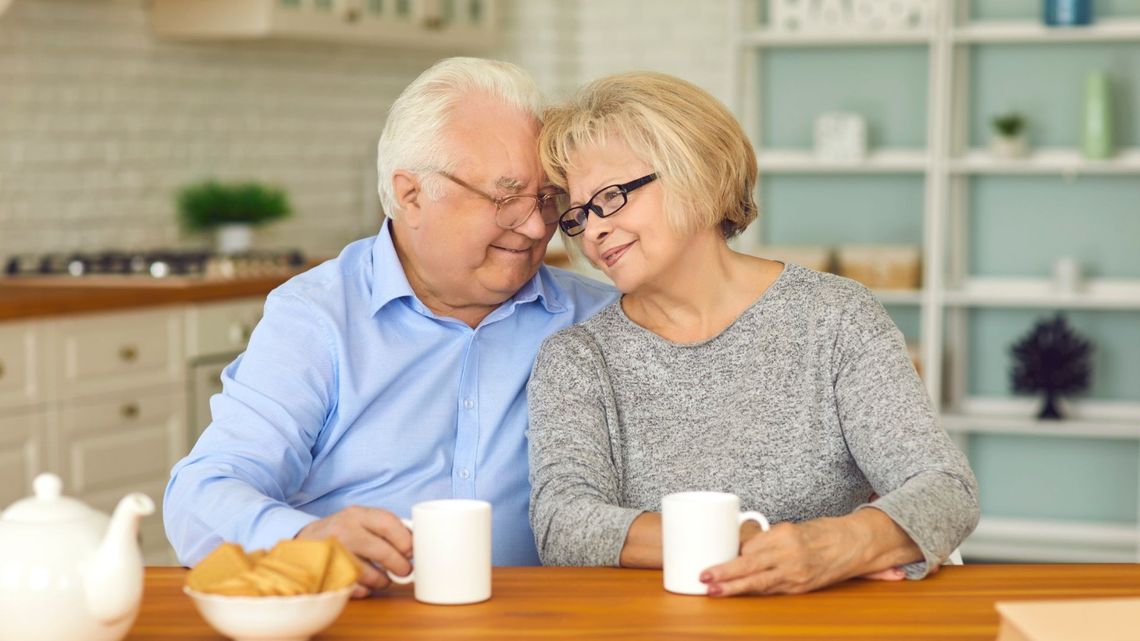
0;0;733;259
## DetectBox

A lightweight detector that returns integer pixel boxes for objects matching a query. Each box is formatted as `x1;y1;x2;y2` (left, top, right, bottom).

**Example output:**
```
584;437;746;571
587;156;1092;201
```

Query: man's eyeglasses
557;173;658;237
435;171;564;231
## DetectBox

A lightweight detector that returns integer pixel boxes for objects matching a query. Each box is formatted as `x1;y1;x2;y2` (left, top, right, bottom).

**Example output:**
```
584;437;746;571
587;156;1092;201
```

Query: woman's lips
601;241;634;268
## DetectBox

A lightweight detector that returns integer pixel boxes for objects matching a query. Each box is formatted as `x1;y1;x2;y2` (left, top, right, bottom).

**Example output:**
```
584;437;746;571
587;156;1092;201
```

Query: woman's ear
392;170;423;228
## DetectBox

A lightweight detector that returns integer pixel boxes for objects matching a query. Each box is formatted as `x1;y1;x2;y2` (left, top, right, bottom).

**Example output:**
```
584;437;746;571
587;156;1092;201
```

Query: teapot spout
83;492;155;624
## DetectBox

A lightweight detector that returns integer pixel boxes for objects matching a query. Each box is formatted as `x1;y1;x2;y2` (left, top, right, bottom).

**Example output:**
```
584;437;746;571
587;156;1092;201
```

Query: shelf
943;278;1140;310
964;516;1138;563
953;18;1140;43
739;29;931;47
756;148;928;174
874;289;923;305
950;148;1140;175
941;413;1140;439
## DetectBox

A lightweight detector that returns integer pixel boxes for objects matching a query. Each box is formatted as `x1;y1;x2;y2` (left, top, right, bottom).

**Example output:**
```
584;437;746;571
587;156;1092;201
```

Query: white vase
215;224;253;254
990;134;1027;159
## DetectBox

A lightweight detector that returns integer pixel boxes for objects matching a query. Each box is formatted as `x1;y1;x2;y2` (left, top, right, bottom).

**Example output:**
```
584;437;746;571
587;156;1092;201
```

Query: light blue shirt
164;221;615;566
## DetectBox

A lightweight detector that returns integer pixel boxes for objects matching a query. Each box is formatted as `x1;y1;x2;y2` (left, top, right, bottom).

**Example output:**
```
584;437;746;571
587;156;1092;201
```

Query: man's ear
392;170;423;228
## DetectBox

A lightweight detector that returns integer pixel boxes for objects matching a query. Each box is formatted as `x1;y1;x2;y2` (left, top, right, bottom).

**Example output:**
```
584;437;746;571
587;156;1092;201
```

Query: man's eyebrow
495;176;526;192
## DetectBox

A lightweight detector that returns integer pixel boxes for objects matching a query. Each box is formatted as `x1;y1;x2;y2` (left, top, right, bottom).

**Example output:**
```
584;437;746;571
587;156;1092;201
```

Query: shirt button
463;399;474;410
459;468;471;480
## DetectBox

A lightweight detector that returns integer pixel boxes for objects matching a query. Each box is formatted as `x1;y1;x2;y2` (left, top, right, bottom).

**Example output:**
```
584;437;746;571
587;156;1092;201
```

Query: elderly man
163;58;616;596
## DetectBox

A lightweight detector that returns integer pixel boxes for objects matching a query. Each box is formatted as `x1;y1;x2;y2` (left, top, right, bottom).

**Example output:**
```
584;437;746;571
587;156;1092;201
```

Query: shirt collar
369;219;418;316
369;220;567;318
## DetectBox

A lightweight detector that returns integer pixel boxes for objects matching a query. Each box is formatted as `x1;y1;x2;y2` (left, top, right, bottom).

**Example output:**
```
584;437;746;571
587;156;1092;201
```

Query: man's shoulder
268;237;374;309
539;265;618;321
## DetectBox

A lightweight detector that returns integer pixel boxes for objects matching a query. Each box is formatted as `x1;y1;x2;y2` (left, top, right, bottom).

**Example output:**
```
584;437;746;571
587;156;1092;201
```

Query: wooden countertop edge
0;274;296;321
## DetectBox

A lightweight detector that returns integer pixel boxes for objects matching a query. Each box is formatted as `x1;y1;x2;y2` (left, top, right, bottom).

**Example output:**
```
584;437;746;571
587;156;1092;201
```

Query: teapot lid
1;474;99;523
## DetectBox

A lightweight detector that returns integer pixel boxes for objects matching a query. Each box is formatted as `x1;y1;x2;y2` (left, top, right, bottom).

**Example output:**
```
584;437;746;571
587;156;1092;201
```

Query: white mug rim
413;499;491;514
662;491;738;505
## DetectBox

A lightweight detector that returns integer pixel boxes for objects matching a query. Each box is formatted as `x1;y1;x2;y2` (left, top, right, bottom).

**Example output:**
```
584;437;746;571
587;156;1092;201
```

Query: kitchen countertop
0;272;302;321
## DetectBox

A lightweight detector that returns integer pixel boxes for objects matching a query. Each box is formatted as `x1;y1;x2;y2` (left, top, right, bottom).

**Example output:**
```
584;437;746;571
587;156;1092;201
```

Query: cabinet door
0;321;43;410
0;409;47;508
50;308;183;400
56;388;186;566
185;298;263;361
188;360;228;451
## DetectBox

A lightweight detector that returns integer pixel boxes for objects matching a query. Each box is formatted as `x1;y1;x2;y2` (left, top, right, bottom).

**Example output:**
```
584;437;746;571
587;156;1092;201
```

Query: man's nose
514;204;551;240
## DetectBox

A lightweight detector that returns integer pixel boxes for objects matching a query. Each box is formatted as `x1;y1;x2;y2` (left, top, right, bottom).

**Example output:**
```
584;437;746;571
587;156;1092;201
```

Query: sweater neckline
613;261;794;349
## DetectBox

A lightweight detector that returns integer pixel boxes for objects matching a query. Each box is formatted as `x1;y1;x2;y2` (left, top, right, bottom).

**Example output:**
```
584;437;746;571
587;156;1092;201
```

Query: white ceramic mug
661;491;770;595
386;499;492;604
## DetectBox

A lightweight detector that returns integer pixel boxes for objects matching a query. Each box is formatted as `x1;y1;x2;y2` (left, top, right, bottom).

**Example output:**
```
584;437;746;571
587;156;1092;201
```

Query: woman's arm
527;327;643;566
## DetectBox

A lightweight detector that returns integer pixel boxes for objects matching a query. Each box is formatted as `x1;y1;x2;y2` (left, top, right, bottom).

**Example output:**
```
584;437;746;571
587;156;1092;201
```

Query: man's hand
296;506;413;598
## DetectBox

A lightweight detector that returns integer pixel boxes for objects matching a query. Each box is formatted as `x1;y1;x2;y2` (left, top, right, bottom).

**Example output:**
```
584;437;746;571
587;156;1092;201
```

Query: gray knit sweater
526;264;979;579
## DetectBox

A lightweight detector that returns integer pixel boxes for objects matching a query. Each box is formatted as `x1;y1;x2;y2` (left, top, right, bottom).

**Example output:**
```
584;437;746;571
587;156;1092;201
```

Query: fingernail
699;572;712;583
707;585;722;596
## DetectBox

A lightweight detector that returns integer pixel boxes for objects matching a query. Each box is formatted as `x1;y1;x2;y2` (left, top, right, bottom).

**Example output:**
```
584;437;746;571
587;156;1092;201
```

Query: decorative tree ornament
1009;314;1093;420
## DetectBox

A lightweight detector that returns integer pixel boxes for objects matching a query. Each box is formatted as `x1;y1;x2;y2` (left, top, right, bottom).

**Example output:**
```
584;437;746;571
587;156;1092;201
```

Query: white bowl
183;585;353;641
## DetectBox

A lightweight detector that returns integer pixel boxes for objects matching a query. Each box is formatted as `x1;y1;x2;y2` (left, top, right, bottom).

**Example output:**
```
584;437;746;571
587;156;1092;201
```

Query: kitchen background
1;0;1139;566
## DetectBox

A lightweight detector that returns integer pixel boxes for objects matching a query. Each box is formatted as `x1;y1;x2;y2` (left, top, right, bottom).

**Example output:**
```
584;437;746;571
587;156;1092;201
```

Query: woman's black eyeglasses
558;173;658;236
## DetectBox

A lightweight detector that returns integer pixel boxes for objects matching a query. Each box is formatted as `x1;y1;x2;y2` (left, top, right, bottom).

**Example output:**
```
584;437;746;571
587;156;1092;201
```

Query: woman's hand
701;509;922;596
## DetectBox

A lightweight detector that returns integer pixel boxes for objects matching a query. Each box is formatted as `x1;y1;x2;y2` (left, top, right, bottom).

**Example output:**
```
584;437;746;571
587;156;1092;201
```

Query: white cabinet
0;322;43;410
0;409;47;509
48;308;183;401
150;0;499;50
0;298;265;565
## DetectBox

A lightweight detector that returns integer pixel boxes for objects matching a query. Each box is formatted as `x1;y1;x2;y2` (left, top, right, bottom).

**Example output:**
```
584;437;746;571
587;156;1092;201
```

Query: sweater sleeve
832;286;980;579
527;326;644;567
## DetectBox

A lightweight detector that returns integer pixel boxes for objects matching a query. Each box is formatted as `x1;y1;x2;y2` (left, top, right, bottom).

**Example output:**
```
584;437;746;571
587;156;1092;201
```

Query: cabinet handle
119;345;139;363
121;403;140;419
0;359;5;380
344;6;361;22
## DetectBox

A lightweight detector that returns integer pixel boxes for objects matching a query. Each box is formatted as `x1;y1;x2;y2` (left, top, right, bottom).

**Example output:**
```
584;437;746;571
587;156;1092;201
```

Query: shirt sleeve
832;286;980;579
163;291;334;566
527;327;643;567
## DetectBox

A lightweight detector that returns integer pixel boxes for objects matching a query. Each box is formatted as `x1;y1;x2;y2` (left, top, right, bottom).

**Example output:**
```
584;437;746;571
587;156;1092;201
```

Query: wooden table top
132;565;1140;640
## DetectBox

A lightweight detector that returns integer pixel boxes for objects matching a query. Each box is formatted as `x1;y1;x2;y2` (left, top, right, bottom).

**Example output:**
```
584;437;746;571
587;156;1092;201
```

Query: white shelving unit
734;0;1140;563
757;148;929;173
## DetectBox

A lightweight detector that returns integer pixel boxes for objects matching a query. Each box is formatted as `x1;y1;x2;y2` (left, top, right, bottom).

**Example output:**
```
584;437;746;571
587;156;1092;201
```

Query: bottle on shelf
1082;71;1115;160
1043;0;1093;27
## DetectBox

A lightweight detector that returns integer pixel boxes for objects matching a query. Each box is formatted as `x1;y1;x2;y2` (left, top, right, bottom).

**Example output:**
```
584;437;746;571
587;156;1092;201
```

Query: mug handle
738;511;770;532
385;518;415;585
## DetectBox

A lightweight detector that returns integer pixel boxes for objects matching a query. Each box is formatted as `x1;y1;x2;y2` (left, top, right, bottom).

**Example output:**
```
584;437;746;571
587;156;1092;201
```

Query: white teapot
0;473;154;641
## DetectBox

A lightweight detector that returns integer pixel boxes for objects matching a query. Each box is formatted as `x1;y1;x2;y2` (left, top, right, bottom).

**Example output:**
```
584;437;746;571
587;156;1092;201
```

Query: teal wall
753;1;1140;527
760;46;929;148
969;177;1140;279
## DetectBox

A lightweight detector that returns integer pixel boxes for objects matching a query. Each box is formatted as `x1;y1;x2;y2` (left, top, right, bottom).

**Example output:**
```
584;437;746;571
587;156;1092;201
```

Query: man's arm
163;292;334;565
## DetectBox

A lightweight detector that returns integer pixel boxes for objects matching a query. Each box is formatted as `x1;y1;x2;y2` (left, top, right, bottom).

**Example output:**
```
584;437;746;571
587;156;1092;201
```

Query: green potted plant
177;180;292;253
990;112;1028;159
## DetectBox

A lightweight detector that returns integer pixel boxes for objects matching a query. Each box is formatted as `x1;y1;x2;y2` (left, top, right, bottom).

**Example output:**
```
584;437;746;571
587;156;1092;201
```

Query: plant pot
215;224;253;254
990;134;1027;159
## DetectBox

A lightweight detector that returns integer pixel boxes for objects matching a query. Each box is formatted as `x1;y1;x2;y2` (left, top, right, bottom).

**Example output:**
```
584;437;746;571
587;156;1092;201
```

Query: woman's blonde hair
540;72;758;239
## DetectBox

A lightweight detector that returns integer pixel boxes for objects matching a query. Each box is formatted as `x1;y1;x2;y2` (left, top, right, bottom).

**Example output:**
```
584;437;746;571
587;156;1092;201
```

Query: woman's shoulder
538;301;624;360
774;263;879;312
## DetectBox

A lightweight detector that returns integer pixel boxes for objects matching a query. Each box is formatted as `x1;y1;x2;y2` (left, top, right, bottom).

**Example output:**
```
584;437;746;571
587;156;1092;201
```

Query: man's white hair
376;57;542;218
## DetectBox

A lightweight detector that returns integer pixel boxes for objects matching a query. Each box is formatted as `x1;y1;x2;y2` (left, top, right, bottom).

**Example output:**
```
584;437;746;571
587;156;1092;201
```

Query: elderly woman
527;72;979;596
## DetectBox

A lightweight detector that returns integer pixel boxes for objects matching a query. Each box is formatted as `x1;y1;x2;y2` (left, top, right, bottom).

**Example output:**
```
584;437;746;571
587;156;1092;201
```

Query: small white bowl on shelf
184;585;353;641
